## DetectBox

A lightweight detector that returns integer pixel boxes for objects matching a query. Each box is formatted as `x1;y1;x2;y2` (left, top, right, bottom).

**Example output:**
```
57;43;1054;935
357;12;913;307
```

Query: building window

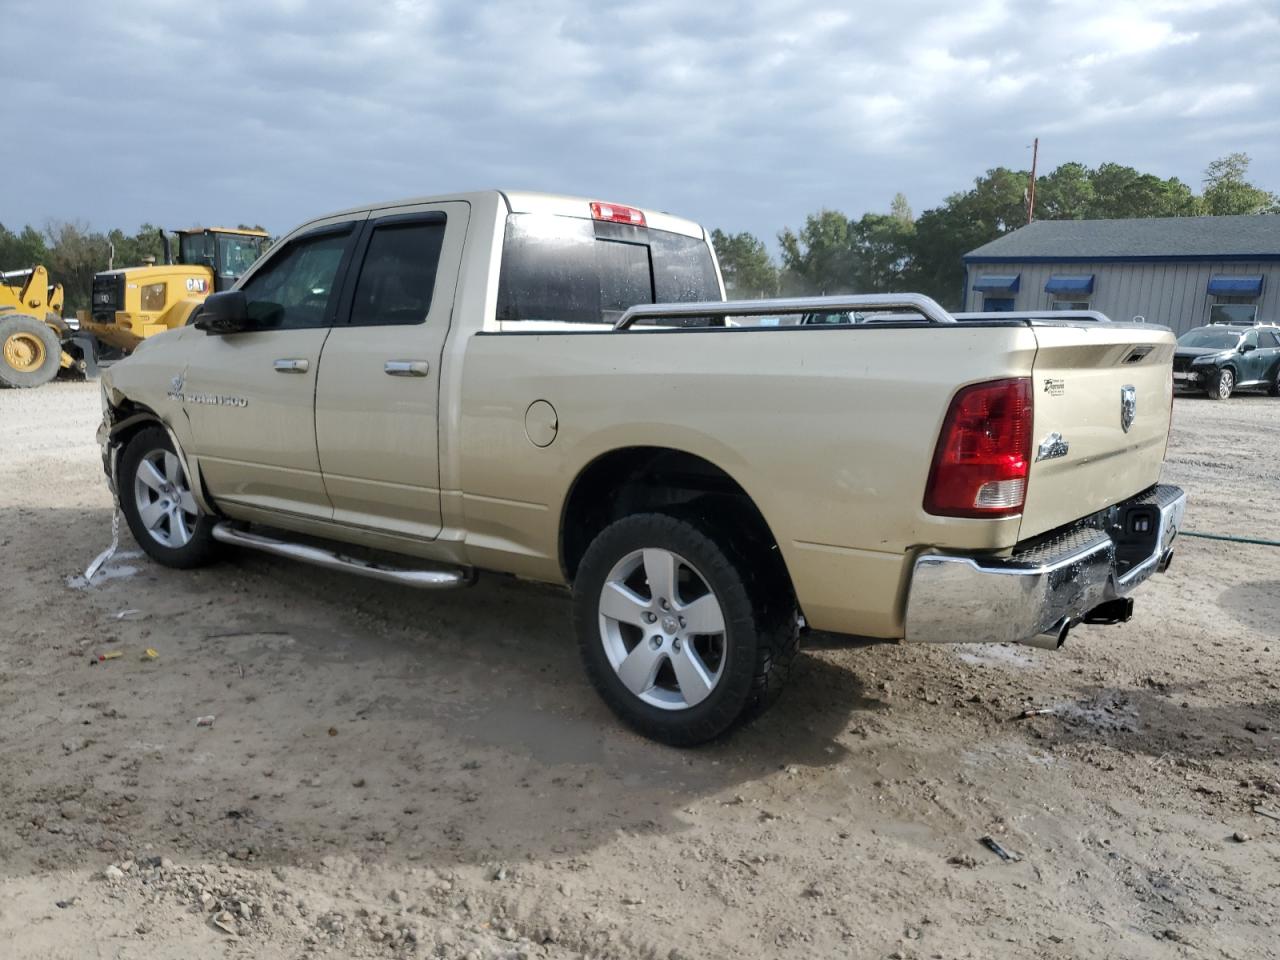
1052;300;1090;311
983;296;1015;312
1210;299;1258;325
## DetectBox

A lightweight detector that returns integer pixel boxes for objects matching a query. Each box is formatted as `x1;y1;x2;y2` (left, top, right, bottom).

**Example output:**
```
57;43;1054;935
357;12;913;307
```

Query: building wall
962;259;1280;335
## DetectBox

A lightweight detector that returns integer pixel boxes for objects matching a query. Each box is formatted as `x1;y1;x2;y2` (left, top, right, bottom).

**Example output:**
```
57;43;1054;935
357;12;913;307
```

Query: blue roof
1206;275;1263;297
1045;274;1095;295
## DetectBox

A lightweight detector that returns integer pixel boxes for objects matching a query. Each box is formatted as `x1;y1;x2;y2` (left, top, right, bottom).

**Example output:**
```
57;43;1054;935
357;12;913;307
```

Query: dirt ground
0;381;1277;960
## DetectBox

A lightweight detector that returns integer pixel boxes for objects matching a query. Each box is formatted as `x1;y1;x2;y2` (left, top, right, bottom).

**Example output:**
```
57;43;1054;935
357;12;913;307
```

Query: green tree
1201;153;1278;215
778;209;857;294
902;167;1028;306
1085;163;1199;218
890;192;913;226
43;221;111;313
710;229;778;299
0;223;50;272
1035;162;1094;220
107;223;165;269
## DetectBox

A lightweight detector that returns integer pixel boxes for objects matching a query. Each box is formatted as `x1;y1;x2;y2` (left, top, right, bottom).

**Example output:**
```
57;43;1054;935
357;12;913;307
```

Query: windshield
217;233;268;280
496;213;721;325
1177;328;1241;349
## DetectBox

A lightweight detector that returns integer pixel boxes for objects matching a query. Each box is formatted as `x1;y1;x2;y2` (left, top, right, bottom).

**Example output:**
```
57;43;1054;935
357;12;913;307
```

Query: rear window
496;213;721;325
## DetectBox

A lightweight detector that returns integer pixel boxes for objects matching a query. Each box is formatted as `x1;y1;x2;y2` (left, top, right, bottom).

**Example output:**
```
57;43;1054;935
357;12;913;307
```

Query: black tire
0;314;61;388
1269;365;1280;397
572;512;799;746
118;426;220;569
1208;366;1235;400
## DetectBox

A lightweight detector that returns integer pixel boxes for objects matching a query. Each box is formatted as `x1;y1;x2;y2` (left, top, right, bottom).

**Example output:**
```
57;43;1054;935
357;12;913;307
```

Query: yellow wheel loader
78;226;269;358
0;265;98;388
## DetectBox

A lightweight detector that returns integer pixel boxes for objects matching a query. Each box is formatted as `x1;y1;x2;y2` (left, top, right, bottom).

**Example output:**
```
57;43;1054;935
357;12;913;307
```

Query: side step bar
211;523;476;589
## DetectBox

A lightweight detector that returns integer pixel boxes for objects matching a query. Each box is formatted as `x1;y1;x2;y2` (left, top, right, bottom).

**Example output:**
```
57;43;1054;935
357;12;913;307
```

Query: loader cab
177;228;270;291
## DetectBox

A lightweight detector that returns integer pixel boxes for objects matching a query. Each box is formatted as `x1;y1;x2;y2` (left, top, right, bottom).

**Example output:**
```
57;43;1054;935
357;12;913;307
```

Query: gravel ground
0;381;1277;960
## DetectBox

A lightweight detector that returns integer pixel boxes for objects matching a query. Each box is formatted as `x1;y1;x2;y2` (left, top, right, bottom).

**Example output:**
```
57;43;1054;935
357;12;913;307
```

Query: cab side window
239;228;352;330
348;218;446;326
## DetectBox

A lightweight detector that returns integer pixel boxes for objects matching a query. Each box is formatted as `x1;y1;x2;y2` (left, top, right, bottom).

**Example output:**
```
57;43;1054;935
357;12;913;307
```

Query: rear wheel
1208;367;1235;400
119;426;219;568
0;314;60;388
1269;365;1280;397
572;512;798;746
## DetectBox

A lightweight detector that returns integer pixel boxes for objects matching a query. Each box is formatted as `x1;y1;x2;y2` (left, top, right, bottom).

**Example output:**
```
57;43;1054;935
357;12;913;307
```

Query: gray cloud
2;0;1276;243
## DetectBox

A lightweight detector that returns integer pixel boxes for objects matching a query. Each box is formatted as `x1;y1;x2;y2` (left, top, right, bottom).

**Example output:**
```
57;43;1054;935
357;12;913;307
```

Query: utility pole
1027;137;1039;225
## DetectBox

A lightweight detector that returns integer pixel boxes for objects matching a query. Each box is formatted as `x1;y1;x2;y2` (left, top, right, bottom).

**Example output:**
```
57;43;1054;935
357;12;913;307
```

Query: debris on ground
1010;706;1056;721
980;836;1021;862
195;715;216;727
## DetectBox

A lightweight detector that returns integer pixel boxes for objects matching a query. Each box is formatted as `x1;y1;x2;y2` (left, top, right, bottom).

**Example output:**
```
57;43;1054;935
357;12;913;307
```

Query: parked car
97;191;1185;745
1173;323;1280;399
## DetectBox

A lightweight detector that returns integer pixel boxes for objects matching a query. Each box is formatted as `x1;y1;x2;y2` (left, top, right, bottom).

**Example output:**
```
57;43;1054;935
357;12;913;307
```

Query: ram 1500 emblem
167;370;247;408
1120;385;1137;433
1035;431;1069;462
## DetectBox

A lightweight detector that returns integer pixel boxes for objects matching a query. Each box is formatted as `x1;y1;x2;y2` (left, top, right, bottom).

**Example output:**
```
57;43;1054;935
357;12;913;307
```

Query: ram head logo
1120;385;1137;433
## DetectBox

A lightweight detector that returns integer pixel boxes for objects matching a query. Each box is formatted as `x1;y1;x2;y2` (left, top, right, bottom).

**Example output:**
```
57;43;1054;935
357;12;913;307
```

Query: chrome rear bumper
905;484;1186;648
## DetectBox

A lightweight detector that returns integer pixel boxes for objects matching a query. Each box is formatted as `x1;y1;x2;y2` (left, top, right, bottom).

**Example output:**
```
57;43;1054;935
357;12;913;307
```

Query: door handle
273;358;309;374
384;360;429;377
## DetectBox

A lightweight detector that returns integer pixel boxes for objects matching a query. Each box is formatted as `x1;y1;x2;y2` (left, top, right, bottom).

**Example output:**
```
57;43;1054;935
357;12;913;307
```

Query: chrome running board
211;523;476;589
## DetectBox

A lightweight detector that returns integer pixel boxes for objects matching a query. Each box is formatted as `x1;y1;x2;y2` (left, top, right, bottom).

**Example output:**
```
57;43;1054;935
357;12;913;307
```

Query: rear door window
348;217;447;326
496;213;721;325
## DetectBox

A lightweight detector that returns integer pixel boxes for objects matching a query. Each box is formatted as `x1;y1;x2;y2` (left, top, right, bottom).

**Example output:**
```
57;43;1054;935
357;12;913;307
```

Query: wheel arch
558;445;796;604
106;401;214;514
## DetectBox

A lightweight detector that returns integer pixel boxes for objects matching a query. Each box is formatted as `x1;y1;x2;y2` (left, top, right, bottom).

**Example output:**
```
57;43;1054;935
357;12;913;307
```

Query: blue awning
972;274;1020;293
1045;274;1094;295
1207;275;1263;297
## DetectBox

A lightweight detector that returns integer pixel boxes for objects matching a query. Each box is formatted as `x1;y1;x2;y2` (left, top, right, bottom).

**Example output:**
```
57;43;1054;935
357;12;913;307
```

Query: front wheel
1208;367;1235;400
119;426;219;568
572;513;798;746
0;314;61;388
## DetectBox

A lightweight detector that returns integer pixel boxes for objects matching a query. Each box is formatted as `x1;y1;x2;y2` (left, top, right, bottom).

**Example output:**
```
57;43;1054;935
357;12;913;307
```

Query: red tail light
590;201;646;226
924;378;1032;518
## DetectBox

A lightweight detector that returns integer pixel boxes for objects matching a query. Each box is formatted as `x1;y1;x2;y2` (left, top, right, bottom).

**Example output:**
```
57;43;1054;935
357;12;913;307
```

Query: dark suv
1173;323;1280;399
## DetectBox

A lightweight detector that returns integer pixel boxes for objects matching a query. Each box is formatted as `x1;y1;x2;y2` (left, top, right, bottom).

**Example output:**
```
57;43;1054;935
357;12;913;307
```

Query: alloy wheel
597;548;727;710
132;448;199;548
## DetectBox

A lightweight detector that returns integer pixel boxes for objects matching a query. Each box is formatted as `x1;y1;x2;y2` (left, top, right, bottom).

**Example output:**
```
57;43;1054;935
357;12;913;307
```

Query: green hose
1181;531;1280;548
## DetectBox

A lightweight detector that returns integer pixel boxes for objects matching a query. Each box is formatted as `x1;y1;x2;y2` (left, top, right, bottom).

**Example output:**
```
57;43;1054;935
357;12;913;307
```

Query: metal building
962;215;1280;334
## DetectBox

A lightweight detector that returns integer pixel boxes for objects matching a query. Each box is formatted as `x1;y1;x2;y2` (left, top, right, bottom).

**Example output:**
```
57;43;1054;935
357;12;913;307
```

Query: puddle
955;643;1038;669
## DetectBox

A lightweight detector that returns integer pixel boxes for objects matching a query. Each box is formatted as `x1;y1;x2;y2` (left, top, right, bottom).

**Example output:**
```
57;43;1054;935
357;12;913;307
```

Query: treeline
0;222;264;313
713;153;1278;308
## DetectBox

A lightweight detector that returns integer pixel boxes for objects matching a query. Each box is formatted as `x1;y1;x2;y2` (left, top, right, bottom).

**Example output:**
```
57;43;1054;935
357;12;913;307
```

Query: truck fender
105;409;216;517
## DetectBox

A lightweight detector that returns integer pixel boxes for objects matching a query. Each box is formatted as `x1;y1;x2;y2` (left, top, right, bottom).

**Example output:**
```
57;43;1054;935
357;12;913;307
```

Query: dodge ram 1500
98;190;1186;745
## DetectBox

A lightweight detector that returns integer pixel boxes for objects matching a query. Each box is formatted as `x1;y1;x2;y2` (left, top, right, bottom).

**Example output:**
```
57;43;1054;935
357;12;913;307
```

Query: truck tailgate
1019;323;1175;540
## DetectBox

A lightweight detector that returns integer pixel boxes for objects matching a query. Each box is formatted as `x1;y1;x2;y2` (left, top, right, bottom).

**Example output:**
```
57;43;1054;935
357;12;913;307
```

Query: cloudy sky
2;0;1276;243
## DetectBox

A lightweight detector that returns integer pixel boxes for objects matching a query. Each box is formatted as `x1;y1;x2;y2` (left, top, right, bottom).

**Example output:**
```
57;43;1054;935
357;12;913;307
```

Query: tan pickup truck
98;190;1186;745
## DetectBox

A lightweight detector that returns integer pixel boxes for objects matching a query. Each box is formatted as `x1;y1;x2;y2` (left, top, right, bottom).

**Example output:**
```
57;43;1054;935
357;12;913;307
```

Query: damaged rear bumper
904;484;1186;649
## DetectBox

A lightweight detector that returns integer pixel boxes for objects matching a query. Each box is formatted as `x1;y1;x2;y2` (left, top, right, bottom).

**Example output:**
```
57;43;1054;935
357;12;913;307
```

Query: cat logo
185;277;209;293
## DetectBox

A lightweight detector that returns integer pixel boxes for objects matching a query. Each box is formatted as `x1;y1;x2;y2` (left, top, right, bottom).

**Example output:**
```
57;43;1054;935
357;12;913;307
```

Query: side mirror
194;291;250;335
1240;342;1257;354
